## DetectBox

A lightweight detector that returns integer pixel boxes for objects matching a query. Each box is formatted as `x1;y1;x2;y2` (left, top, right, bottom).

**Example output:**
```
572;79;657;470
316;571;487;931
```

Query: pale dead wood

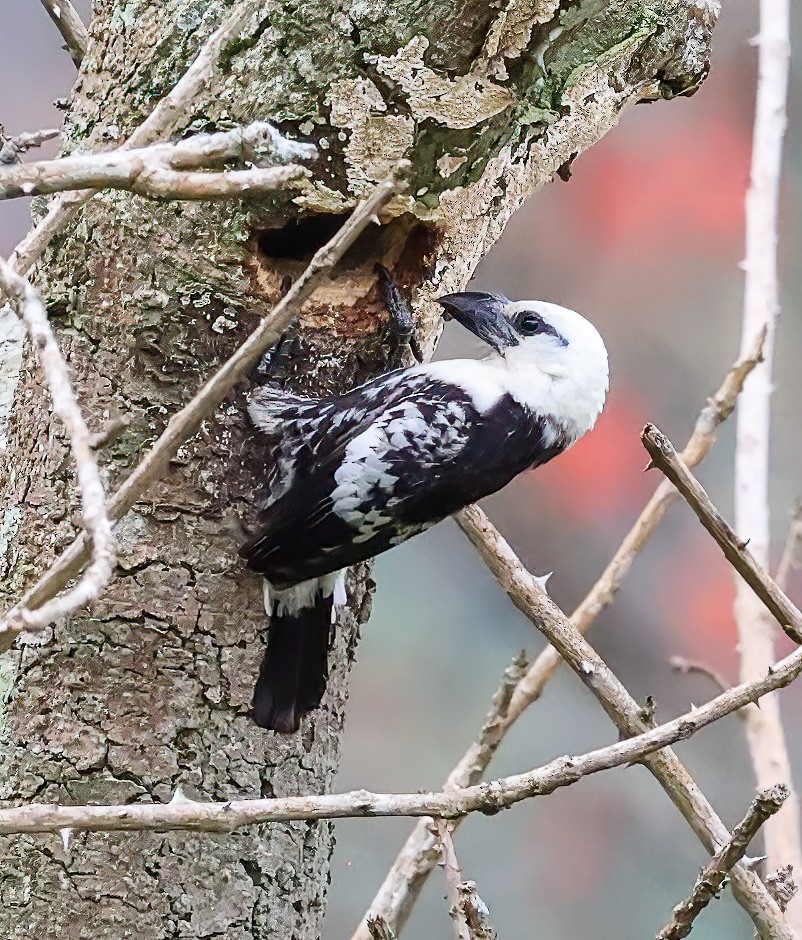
38;0;89;66
734;0;800;917
0;259;114;630
0;165;407;644
1;645;802;835
641;425;802;644
454;504;792;940
657;785;789;940
353;335;765;940
0;122;315;201
0;128;61;165
8;0;267;279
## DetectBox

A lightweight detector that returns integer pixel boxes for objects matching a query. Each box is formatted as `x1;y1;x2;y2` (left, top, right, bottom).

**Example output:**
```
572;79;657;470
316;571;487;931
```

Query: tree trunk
0;1;716;936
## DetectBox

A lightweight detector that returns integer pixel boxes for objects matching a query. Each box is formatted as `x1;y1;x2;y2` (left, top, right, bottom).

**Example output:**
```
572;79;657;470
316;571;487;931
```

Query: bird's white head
437;292;609;441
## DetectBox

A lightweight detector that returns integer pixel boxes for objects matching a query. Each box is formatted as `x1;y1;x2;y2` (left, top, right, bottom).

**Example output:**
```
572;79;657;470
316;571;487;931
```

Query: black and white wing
240;372;569;588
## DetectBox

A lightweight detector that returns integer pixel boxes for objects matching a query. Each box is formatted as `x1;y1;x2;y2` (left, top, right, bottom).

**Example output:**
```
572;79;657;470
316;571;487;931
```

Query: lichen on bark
0;0;716;936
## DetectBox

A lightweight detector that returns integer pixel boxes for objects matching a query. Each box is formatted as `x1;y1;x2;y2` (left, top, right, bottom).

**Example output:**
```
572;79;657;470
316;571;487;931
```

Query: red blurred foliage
533;387;654;526
570;115;751;255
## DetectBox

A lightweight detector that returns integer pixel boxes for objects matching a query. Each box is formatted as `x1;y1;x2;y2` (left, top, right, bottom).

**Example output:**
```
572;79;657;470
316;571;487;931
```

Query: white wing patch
331;397;470;543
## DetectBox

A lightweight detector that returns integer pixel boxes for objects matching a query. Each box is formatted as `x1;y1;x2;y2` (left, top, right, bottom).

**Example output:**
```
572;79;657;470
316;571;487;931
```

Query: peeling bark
0;1;716;936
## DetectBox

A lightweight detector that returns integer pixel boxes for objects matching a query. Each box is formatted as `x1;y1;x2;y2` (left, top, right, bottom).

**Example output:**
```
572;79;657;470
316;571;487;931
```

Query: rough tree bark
0;1;716;936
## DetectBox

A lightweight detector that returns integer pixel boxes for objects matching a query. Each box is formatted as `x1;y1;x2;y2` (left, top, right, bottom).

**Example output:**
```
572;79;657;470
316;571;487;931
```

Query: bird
239;286;609;732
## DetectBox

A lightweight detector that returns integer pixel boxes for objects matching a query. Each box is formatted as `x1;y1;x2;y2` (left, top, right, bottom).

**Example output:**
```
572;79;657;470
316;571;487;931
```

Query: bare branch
435;820;472;940
39;0;89;66
641;424;802;644
657;785;789;940
0;164;408;644
353;337;766;940
8;0;270;279
0;122;316;201
1;646;802;836
453;504;792;940
733;0;800;914
435;821;497;940
0;128;61;166
0;260;114;630
776;502;802;592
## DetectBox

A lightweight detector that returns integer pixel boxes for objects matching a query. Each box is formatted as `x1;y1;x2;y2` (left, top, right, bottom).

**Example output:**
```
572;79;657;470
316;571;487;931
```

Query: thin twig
0;128;61;166
641;424;802;644
0;164;408;644
734;0;800;917
435;820;472;940
0;122;315;201
657;785;789;940
1;648;802;836
8;0;268;279
0;259;114;630
353;336;765;940
39;0;89;66
776;502;802;592
454;504;792;940
435;821;497;940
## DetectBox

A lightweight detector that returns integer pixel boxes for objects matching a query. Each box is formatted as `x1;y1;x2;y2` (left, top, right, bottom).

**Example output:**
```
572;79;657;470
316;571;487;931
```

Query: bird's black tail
252;578;335;733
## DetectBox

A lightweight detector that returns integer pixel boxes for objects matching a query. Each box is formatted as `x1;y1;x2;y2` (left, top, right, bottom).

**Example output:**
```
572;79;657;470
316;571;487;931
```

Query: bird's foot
375;263;423;366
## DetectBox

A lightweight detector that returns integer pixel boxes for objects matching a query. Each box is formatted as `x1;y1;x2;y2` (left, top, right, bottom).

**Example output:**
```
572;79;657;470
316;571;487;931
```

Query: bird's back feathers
240;368;570;588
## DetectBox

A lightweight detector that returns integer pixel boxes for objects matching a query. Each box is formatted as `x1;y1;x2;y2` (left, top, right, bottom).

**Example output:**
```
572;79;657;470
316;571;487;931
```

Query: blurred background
2;2;801;937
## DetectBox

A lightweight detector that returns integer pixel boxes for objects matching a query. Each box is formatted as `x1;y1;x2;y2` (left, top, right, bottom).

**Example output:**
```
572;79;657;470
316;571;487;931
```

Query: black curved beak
437;292;519;352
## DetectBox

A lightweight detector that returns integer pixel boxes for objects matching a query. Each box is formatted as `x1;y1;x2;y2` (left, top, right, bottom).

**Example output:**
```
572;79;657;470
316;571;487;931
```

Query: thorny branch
641;424;802;644
8;0;270;280
657;785;790;940
0;122;316;201
2;649;802;835
0;260;114;630
454;504;792;940
353;334;766;940
39;0;89;66
0;163;408;646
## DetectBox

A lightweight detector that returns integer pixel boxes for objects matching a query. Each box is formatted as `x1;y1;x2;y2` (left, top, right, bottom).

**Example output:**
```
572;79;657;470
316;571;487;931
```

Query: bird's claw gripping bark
375;263;424;365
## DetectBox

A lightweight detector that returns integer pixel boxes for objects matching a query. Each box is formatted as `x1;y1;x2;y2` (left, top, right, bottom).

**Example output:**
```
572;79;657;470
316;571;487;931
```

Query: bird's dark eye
517;313;548;335
514;311;566;345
